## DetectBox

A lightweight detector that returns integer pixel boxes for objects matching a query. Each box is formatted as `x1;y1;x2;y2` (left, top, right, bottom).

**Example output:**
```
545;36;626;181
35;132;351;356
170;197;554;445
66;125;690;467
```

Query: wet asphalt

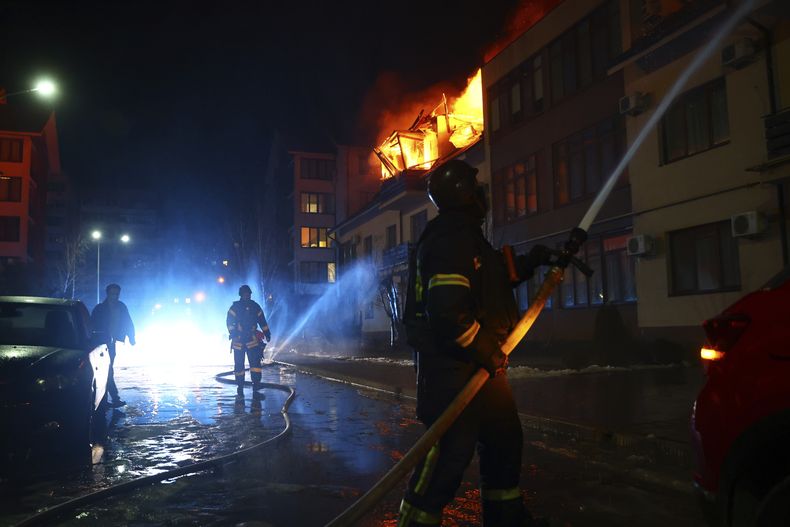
0;344;707;526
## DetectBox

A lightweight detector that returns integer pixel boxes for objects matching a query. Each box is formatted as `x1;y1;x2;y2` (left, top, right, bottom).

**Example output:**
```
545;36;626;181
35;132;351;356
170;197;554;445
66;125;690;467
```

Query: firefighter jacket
91;300;135;344
226;299;270;350
405;210;524;372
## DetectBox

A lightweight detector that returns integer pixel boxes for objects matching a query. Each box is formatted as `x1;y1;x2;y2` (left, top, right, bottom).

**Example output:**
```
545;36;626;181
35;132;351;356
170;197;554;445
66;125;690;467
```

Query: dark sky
2;0;520;222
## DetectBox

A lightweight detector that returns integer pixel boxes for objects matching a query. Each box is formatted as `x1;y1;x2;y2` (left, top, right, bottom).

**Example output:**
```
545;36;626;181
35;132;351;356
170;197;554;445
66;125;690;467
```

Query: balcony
378;170;429;211
381;242;413;269
765;107;790;159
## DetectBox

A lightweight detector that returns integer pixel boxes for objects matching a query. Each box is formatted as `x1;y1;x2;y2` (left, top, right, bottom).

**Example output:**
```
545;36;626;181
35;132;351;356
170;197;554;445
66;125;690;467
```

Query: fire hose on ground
14;367;295;527
326;3;755;524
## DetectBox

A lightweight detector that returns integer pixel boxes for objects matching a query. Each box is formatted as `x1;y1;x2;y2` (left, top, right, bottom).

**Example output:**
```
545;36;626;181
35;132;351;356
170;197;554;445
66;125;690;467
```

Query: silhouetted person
91;283;136;408
399;160;551;526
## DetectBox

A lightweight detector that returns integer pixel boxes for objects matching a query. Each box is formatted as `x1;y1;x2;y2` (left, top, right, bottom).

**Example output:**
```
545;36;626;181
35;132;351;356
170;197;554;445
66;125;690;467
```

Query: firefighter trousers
404;367;523;518
233;345;263;388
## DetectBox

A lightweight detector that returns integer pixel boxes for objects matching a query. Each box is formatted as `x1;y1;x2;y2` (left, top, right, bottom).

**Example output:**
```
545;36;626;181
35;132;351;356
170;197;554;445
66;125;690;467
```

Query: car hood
0;345;78;380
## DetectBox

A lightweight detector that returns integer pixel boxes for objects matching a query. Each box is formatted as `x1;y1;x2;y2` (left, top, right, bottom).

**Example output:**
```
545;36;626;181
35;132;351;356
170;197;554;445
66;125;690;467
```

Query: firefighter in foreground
226;285;271;396
399;160;551;526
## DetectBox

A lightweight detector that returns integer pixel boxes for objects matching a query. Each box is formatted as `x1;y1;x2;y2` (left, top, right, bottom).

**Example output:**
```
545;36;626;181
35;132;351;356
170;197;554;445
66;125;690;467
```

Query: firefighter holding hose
398;160;551;526
226;285;271;396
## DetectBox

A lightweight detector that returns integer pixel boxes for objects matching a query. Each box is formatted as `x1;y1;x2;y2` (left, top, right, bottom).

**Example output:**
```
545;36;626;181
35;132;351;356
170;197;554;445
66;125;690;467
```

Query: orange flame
375;68;483;179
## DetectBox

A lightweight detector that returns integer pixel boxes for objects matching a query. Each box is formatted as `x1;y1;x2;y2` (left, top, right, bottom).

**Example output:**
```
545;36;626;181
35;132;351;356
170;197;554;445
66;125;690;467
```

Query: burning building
374;69;484;180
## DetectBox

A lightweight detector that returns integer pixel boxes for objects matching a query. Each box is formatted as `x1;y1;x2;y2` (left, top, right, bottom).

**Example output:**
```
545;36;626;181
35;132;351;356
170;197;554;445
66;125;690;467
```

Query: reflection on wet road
1;357;705;526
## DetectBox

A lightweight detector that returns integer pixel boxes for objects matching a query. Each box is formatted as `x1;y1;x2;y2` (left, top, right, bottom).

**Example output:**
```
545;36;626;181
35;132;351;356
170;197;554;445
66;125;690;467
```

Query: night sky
2;0;521;211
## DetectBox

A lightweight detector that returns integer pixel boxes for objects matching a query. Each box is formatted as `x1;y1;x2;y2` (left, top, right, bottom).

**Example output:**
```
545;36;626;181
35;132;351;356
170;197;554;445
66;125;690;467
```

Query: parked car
0;296;111;472
691;267;790;526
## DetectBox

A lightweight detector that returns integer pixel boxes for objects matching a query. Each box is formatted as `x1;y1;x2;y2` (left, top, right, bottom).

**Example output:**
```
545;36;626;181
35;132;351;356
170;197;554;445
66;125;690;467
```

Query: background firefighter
399;160;551;526
226;284;271;396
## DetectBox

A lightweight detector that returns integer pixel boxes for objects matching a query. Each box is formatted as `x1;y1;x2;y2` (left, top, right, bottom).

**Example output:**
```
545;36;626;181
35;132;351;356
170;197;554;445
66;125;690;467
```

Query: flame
375;69;484;180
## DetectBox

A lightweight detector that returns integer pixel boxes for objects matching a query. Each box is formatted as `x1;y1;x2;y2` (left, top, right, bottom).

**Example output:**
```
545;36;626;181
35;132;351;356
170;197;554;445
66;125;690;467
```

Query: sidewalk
271;344;705;470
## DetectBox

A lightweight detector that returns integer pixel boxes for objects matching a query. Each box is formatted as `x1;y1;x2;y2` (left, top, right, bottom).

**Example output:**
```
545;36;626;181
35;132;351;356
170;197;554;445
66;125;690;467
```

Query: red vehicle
691;267;790;526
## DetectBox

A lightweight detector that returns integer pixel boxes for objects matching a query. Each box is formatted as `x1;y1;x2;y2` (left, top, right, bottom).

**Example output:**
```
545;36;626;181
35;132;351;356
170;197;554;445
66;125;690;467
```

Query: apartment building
0;100;60;294
612;0;789;350
483;0;633;360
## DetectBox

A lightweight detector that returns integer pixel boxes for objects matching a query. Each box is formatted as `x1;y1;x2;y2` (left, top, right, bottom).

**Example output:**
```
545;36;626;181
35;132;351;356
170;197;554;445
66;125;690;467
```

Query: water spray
326;1;756;524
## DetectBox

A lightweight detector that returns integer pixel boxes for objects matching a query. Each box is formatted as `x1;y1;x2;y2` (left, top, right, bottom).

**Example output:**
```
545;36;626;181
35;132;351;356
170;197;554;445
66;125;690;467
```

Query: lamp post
92;231;102;305
91;230;130;305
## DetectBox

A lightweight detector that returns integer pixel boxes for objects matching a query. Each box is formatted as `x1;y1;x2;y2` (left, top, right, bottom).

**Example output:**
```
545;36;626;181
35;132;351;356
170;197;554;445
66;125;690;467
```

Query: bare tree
49;232;89;299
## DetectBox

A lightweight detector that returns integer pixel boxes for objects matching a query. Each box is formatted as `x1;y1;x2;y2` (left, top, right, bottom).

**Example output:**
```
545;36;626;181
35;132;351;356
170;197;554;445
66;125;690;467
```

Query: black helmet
238;285;252;297
106;283;121;295
427;159;486;219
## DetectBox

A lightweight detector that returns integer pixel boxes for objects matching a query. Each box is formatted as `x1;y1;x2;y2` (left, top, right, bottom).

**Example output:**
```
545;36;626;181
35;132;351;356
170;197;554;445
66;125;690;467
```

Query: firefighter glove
470;327;508;376
517;244;553;280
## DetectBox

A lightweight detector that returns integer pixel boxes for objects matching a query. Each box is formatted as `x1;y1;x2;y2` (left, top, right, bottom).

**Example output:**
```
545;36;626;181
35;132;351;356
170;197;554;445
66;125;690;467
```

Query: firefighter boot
397;499;441;526
482;497;549;527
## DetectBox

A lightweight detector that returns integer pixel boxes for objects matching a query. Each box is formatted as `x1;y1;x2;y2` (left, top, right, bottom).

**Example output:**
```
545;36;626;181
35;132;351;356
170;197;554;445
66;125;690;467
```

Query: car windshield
0;302;80;348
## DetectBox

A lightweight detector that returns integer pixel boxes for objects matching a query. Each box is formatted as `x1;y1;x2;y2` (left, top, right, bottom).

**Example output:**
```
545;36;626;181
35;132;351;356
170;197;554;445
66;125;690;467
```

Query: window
0;216;20;242
549;0;621;104
554;115;625;206
410;210;428;242
363;235;373;258
557;233;636;308
300;261;334;283
669;221;740;295
495;154;538;224
0;176;22;202
300;227;332;248
0;139;23;163
301;192;335;214
300;158;335;180
661;78;729;163
385;224;397;250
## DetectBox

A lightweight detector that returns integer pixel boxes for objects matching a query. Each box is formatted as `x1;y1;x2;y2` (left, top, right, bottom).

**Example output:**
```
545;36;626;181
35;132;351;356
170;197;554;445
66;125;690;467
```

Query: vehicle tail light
701;313;750;361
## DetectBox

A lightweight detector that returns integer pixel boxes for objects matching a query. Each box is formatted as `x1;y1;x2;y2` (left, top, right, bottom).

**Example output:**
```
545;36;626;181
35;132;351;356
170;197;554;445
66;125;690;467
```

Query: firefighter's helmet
238;285;252;298
427;160;486;219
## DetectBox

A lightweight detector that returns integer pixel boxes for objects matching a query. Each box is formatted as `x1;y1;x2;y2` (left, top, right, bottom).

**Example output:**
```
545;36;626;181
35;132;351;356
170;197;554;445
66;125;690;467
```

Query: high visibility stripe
481;487;522;502
228;309;236;317
414;444;440;495
246;339;259;347
234;371;245;377
428;273;470;290
455;320;480;348
261;325;269;331
397;499;441;526
257;311;263;317
415;268;423;303
232;343;243;350
250;367;262;373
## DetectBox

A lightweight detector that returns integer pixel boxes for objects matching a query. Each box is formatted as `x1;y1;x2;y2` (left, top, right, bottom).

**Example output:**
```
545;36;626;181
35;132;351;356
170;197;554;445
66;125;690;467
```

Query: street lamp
4;79;58;100
91;231;131;305
92;231;102;305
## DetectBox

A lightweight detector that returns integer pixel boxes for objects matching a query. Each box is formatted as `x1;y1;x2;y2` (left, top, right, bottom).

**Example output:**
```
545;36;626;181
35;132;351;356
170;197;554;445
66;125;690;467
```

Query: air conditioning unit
721;38;756;69
619;92;649;116
626;234;655;256
731;211;765;238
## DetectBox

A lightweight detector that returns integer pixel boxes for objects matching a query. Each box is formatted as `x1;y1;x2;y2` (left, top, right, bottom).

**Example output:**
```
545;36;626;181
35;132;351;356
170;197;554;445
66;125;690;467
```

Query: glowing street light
33;79;56;97
4;79;58;100
90;231;131;305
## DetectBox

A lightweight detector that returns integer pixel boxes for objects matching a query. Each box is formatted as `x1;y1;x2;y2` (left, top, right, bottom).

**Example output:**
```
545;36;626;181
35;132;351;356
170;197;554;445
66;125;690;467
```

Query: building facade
614;0;789;350
483;0;634;362
0;101;61;294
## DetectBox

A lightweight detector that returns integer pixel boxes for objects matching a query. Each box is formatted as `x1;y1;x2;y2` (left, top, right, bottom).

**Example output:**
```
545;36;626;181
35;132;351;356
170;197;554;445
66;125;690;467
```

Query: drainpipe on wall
749;17;789;266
